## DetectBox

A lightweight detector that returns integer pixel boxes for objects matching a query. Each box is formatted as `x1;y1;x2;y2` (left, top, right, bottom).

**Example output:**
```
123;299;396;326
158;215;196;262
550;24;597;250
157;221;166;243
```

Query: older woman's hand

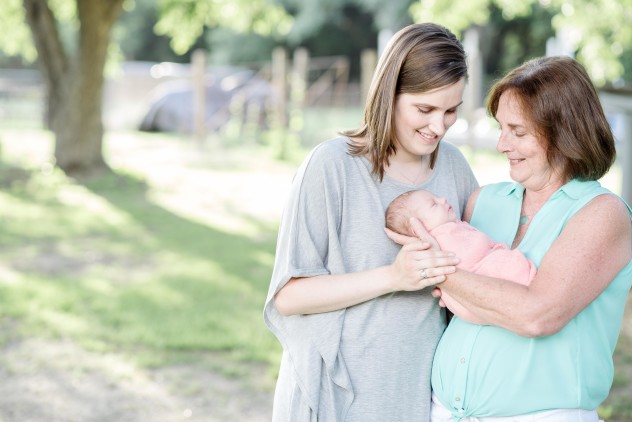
431;286;447;307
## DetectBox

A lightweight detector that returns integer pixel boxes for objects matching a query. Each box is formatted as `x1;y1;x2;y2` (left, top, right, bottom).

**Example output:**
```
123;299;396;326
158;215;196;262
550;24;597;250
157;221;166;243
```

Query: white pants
431;393;603;422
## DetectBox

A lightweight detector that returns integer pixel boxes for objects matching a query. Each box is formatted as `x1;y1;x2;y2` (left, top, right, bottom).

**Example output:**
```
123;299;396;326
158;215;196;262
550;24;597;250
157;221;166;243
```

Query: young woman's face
393;79;465;160
494;92;560;190
410;190;456;231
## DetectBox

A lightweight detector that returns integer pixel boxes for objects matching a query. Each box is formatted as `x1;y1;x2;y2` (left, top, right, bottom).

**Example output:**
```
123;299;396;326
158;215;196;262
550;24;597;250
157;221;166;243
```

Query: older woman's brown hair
487;56;616;181
343;23;468;181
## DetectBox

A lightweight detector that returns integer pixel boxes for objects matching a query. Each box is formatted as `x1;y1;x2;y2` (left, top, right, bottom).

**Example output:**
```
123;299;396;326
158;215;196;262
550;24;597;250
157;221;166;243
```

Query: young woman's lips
417;131;437;142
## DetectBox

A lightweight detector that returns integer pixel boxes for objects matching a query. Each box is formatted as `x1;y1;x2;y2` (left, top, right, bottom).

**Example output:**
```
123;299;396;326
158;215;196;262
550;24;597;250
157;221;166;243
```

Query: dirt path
0;336;273;422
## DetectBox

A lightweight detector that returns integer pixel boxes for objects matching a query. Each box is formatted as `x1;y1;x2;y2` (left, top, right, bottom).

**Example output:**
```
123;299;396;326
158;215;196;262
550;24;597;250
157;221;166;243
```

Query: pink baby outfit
430;221;536;324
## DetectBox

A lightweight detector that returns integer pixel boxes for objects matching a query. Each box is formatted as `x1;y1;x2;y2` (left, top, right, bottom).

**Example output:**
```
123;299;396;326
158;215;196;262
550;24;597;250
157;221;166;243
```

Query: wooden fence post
191;49;207;148
272;47;289;158
291;47;309;108
360;49;378;105
334;58;349;106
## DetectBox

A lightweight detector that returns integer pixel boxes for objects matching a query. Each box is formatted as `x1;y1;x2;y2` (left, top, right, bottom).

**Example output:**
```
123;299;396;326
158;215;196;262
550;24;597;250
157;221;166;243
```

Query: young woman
264;23;478;421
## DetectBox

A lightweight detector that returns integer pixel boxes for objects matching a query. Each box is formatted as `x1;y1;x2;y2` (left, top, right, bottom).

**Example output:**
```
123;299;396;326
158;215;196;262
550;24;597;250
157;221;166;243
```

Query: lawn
0;127;629;421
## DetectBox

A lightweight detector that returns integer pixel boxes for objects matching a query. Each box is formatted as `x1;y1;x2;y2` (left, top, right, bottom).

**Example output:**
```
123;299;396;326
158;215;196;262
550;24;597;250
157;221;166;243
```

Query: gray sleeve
263;140;351;412
265;142;342;301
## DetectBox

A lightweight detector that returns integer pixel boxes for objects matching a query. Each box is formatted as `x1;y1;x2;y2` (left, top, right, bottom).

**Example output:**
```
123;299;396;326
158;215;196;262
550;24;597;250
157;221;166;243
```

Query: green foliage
155;0;292;55
411;0;632;87
114;0;194;62
0;0;36;60
483;3;555;81
548;0;632;85
0;0;292;65
154;0;214;54
206;28;279;65
3;0;630;87
278;0;414;43
494;0;536;19
359;0;414;30
411;0;491;35
276;0;349;43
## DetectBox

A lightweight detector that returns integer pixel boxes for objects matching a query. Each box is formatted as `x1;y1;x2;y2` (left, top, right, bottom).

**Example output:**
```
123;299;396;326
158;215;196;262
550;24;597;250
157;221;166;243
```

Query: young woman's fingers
384;227;418;245
409;217;440;250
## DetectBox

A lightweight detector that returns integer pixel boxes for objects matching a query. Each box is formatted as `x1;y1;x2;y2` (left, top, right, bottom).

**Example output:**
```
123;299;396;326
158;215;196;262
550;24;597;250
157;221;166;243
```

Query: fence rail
0;52;366;133
0;69;45;129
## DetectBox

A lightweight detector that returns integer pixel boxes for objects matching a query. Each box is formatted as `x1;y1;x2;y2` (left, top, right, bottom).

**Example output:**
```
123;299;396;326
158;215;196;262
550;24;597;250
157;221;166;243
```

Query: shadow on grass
0;163;281;368
80;169;277;286
78;169;281;360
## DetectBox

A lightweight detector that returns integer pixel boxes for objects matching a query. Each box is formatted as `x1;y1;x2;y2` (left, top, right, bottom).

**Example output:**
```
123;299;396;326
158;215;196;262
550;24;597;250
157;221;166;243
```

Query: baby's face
410;190;456;230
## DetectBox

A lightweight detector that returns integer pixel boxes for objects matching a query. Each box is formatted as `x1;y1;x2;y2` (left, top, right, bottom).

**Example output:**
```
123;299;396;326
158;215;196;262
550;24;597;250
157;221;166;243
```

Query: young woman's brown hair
342;23;468;181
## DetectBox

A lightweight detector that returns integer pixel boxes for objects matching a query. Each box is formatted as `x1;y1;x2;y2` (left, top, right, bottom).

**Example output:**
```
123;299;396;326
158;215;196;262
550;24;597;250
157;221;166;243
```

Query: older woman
390;56;632;421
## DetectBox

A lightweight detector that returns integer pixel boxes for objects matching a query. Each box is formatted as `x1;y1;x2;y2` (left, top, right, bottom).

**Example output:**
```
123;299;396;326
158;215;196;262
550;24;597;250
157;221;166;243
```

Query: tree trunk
49;59;108;175
23;0;124;177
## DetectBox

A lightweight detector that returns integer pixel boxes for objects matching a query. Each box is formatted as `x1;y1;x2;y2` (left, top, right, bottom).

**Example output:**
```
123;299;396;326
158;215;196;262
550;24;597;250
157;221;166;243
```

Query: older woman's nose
496;131;510;153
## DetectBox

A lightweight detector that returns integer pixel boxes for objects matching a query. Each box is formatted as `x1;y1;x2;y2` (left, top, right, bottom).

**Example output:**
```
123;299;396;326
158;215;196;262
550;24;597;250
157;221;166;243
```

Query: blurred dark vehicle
139;66;272;134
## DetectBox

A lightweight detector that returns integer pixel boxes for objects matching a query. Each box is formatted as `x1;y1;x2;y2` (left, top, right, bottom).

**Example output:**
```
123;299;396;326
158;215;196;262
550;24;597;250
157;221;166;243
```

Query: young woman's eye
418;108;430;114
446;108;457;114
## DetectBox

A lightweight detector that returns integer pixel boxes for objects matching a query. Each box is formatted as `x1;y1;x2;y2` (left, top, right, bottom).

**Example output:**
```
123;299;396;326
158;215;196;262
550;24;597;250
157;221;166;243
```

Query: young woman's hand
385;218;458;292
384;217;440;250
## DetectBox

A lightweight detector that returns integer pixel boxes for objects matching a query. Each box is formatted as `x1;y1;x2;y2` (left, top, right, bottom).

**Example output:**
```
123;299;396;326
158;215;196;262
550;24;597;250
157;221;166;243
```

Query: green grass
0;130;283;372
0;127;630;419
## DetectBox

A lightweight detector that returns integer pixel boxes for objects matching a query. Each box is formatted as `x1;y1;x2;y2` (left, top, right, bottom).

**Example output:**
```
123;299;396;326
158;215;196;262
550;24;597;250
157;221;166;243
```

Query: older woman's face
495;92;560;190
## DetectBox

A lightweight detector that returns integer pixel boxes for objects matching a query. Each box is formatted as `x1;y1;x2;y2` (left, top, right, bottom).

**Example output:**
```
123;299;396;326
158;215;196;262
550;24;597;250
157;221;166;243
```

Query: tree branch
22;0;68;87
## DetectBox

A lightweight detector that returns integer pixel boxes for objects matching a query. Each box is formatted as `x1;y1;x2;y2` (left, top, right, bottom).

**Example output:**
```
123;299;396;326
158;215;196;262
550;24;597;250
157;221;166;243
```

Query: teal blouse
431;179;632;419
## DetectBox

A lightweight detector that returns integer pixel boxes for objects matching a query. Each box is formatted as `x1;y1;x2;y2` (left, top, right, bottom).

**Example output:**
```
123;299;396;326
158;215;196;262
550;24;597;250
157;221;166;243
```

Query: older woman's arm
438;194;632;337
461;188;480;223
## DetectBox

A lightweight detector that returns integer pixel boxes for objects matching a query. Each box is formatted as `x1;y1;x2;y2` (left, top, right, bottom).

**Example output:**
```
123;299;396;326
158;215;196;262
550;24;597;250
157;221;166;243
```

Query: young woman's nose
428;113;446;136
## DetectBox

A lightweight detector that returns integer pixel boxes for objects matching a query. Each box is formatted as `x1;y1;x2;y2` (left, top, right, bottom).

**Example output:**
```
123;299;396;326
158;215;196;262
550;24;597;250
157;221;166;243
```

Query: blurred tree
275;0;415;43
115;0;378;79
206;29;279;66
0;0;291;176
114;0;188;63
479;3;555;83
296;5;378;79
266;0;414;79
412;0;632;87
